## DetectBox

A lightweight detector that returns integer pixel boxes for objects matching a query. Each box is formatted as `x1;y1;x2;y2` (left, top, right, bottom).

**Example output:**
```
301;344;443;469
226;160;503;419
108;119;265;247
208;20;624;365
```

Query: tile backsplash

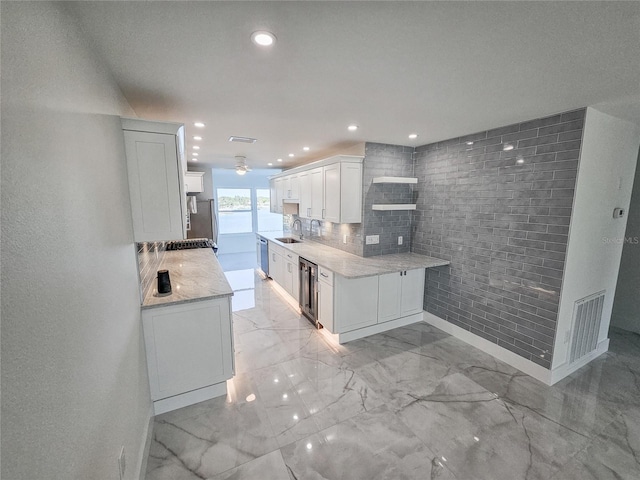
136;242;166;302
411;109;585;369
284;215;364;256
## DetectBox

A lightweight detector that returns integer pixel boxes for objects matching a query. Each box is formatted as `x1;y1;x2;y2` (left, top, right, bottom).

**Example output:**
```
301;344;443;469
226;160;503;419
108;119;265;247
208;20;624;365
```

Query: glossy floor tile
145;271;640;480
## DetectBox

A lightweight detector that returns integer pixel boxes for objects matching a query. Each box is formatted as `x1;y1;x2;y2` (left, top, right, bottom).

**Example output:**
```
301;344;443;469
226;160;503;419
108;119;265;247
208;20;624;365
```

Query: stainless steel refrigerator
187;199;218;244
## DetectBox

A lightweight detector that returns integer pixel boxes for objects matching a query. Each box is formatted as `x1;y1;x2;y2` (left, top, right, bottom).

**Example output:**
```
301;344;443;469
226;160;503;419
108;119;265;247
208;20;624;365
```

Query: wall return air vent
568;291;605;364
228;136;257;144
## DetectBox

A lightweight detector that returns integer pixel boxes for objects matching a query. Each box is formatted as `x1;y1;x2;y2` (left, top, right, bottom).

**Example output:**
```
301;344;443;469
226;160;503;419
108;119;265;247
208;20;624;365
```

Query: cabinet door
290;174;299;200
284;252;299;301
378;272;402;323
318;279;335;333
323;163;341;223
340;163;363;223
124;130;185;242
274;178;284;213
185;172;204;193
334;275;379;333
142;298;233;400
299;172;311;218
401;269;426;317
269;251;284;284
309;167;324;219
269;179;278;213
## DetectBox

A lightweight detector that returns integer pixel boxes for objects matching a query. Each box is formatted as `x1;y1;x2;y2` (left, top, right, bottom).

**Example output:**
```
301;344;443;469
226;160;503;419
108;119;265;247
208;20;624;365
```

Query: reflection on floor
145;270;640;480
219;252;261;312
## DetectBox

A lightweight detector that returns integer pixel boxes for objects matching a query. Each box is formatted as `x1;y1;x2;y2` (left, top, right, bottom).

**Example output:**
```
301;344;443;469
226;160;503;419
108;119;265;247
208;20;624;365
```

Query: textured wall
362;143;415;257
412;110;585;369
284;216;364;256
1;3;151;479
611;149;640;334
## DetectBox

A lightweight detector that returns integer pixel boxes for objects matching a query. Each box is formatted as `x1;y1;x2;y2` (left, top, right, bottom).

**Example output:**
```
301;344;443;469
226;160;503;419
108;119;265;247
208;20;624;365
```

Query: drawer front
318;266;334;286
268;241;286;258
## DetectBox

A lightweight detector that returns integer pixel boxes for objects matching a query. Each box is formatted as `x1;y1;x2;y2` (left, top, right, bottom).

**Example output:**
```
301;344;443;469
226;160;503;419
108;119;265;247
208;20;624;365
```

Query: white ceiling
68;1;640;171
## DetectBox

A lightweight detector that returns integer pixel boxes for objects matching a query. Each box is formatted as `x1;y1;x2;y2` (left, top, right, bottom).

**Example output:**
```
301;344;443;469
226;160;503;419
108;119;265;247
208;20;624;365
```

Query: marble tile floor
146;270;640;480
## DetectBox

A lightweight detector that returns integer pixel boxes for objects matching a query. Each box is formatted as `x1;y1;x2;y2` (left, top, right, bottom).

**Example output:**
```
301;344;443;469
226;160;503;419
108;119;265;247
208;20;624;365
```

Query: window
217;188;252;234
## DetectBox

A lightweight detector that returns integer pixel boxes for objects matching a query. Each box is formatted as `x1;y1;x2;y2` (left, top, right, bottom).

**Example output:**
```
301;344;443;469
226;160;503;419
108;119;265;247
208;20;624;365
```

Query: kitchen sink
275;237;302;244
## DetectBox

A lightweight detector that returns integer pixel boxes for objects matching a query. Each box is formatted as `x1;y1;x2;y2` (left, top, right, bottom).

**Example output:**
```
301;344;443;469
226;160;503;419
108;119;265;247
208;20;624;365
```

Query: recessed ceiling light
194;122;205;128
348;125;358;131
193;136;202;141
192;152;199;156
191;158;198;162
251;31;276;47
288;153;295;157
277;158;283;162
503;144;515;151
193;145;200;150
267;162;273;166
303;146;310;151
466;141;474;145
408;133;418;140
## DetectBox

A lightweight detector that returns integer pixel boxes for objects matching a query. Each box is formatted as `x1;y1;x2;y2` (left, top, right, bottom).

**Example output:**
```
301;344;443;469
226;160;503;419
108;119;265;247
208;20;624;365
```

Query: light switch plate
366;235;379;245
398;236;403;245
343;234;348;244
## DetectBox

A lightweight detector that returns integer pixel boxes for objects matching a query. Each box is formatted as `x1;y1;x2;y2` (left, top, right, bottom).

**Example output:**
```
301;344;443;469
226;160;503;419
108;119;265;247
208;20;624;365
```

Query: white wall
1;3;152;479
611;150;640;333
552;108;640;370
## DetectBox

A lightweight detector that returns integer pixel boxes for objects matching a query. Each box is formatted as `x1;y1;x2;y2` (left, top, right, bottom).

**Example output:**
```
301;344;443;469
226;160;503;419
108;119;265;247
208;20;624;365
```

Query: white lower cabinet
334;275;379;333
268;241;286;285
142;297;234;413
283;251;299;302
318;266;335;332
378;268;425;322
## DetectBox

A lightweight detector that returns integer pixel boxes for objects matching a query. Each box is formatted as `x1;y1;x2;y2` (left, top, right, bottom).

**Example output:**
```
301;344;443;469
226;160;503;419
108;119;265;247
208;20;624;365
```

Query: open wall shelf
372;176;418;184
372;204;417;211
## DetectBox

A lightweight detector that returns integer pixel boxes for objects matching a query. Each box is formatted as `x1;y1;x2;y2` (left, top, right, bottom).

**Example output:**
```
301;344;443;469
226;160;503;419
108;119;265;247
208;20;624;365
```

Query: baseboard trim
153;382;227;415
549;338;609;384
422;311;553;385
338;313;423;344
137;407;154;480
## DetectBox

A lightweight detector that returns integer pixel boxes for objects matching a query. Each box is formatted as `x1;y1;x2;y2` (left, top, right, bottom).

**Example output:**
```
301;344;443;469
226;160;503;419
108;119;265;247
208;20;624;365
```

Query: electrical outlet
118;446;126;480
343;234;348;244
365;235;379;245
398;236;403;245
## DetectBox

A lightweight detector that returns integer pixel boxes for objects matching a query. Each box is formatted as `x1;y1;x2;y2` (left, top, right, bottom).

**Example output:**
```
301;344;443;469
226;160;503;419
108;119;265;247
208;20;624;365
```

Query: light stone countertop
142;248;233;309
257;231;450;278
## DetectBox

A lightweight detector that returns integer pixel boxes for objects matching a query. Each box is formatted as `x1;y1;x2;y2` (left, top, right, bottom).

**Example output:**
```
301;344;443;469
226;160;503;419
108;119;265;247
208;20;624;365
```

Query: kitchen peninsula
257;232;449;343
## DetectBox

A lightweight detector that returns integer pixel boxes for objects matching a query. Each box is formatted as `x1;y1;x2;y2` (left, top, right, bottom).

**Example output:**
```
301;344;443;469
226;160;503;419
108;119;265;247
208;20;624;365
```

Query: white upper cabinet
122;119;186;242
185;171;205;193
323;163;341;223
268;155;363;222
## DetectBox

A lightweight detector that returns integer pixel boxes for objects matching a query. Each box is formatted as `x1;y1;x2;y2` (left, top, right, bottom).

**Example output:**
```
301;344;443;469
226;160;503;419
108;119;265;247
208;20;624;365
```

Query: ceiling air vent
228;136;257;144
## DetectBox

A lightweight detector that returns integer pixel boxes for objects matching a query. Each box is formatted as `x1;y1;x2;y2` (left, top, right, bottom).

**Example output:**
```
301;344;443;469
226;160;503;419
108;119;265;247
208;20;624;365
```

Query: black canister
157;269;172;294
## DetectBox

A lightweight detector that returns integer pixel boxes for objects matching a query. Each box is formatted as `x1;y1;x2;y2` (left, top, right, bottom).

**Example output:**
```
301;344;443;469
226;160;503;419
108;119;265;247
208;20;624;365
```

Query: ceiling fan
234;155;252;176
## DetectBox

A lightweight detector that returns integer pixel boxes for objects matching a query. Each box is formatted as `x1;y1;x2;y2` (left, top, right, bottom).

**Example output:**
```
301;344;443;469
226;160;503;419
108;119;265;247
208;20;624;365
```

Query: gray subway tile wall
412;109;585;369
362;142;415;257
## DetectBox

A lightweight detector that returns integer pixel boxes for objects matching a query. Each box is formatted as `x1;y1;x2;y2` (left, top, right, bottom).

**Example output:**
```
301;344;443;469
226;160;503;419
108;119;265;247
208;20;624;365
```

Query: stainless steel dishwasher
258;236;269;276
299;257;318;327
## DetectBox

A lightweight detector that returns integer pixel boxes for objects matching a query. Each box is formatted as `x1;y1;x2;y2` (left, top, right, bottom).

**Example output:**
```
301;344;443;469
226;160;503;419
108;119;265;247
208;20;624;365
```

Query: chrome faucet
310;219;322;238
292;218;303;239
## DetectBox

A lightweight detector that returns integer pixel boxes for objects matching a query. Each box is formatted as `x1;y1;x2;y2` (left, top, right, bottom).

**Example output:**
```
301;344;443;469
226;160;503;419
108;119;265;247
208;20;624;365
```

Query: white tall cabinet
122;118;187;242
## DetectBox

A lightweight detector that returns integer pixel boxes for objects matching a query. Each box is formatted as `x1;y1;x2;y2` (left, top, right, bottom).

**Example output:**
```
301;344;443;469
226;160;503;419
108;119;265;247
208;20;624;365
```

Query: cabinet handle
287;254;292;258
322;209;325;219
320;272;328;278
307;208;311;217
